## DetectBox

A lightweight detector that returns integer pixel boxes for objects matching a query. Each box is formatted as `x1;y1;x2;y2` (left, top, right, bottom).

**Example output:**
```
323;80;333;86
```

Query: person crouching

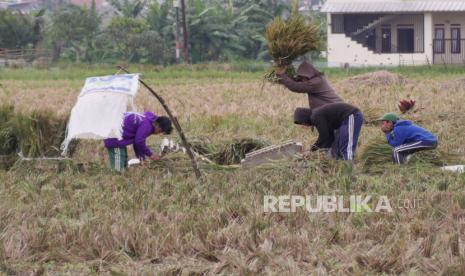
294;102;364;161
380;113;438;164
103;112;172;171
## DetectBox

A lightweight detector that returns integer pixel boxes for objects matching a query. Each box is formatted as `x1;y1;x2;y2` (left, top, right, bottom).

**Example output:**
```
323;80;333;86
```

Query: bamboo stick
117;66;202;180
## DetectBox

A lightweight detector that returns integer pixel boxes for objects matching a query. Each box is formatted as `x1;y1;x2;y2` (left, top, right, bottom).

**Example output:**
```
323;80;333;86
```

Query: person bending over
104;111;172;171
294;102;364;161
380;113;438;164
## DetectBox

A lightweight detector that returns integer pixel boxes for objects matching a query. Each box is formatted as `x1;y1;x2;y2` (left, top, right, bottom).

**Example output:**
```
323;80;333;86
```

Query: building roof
0;0;40;13
321;0;465;13
70;0;105;8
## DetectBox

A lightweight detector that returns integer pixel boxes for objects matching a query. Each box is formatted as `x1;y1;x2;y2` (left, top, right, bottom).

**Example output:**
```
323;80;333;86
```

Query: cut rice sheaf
264;14;321;83
360;137;460;174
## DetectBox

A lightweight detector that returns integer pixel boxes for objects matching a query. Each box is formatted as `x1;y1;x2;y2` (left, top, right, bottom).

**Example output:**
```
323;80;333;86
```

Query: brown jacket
277;61;343;109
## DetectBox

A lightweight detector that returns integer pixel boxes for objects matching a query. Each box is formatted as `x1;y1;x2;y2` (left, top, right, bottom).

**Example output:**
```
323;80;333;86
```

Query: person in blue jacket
380;113;438;164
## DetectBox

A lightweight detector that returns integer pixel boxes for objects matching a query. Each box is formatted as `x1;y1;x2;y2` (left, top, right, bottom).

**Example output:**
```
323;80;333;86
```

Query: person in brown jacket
276;61;343;109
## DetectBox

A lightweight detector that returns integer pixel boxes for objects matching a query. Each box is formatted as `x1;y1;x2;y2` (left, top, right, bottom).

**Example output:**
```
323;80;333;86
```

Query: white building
0;0;41;13
321;0;465;67
299;0;324;11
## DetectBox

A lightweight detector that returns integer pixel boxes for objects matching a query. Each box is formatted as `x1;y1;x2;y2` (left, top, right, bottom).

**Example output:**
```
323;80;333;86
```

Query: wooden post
180;0;190;63
117;66;202;179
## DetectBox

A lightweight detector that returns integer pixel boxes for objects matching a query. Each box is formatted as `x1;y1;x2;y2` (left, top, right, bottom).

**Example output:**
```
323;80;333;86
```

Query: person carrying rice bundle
380;113;438;165
103;112;172;171
265;12;340;110
276;62;343;109
294;102;364;161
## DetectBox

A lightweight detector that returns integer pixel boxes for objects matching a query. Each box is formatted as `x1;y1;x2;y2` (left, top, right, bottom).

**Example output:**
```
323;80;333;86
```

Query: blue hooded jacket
386;120;437;147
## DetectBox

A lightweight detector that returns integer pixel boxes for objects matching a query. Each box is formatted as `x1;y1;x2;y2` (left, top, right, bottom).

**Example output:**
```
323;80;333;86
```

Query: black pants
392;140;438;164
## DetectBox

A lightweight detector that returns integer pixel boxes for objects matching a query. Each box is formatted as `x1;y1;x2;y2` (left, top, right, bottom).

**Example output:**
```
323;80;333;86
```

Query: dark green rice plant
212;138;269;165
8;109;68;158
0;105;69;168
188;137;218;157
186;137;269;165
0;105;17;155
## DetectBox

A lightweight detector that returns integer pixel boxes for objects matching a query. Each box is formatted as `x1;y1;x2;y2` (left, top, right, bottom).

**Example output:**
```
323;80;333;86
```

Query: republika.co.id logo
263;195;394;213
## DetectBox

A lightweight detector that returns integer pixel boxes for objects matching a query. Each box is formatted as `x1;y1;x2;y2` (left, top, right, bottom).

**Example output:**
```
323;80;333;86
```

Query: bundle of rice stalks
185;137;269;165
264;65;296;84
9;109;68;158
1;105;72;168
0;105;18;155
360;137;460;174
188;137;218;156
362;106;383;125
266;16;321;66
213;138;269;165
264;14;321;82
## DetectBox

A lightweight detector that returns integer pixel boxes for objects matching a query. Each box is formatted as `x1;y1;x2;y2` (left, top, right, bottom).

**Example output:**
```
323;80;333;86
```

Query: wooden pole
118;66;202;179
180;0;190;63
174;1;181;63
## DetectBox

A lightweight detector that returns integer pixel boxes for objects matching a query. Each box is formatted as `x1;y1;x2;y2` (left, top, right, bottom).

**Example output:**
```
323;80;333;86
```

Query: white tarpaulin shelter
61;74;140;155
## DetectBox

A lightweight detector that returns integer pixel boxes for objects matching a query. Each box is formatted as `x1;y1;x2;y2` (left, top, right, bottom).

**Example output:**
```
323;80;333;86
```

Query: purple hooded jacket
104;112;158;159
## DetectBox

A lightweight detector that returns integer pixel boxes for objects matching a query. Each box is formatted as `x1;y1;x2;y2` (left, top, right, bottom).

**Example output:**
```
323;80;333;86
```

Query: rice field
1;64;465;274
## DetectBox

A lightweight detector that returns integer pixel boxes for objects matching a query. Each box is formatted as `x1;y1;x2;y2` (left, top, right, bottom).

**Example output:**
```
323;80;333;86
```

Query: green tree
110;0;147;18
106;16;157;62
186;0;289;62
146;0;176;64
107;0;166;64
103;0;293;64
0;10;35;49
50;3;101;62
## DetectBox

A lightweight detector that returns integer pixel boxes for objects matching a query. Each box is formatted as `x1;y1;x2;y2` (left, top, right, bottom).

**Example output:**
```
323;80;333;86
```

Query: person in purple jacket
104;112;172;171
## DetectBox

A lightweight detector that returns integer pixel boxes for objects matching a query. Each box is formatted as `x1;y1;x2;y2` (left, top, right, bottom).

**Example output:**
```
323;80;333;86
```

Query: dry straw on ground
337;70;410;88
143;137;269;174
1;68;465;274
440;77;465;90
